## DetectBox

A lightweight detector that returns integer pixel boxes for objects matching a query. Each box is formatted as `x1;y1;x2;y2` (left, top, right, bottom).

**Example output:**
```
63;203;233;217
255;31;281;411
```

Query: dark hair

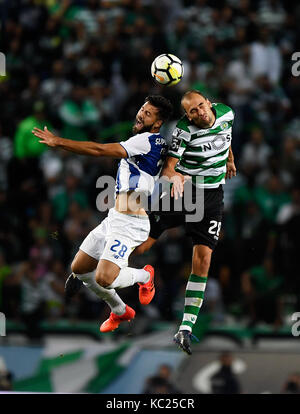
145;95;173;122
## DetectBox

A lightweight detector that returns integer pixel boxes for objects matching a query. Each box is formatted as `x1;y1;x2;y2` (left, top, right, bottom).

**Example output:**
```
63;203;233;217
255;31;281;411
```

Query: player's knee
95;270;110;288
71;258;93;275
71;251;98;275
71;259;83;275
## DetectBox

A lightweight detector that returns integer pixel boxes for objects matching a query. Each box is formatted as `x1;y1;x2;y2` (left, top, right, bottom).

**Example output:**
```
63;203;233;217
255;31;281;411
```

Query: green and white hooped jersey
168;102;234;189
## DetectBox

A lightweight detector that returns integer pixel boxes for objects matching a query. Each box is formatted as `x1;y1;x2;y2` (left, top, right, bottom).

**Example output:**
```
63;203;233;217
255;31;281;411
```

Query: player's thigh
185;214;222;250
100;234;135;271
185;187;224;251
71;249;98;274
95;235;135;286
76;218;109;271
97;226;149;285
96;210;151;285
186;212;221;275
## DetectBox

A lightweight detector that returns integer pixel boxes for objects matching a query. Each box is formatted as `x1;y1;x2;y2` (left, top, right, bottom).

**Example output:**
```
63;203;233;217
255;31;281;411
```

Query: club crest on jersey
220;121;229;130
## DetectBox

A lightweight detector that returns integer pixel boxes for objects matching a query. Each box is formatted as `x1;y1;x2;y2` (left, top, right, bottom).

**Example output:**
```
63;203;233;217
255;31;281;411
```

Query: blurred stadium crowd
0;0;300;339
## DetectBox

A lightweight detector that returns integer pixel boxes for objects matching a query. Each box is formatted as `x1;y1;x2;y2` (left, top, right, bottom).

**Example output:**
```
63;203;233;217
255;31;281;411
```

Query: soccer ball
151;54;184;86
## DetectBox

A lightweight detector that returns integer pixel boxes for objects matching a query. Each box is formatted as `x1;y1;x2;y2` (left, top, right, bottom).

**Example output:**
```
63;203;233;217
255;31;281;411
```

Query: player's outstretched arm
32;126;127;158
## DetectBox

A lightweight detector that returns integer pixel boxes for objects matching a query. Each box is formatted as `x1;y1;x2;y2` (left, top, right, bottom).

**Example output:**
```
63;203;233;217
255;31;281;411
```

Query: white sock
75;272;126;315
107;267;150;289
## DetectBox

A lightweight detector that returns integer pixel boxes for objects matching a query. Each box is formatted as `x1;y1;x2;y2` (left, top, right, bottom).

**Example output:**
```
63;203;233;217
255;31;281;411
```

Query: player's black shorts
148;185;224;250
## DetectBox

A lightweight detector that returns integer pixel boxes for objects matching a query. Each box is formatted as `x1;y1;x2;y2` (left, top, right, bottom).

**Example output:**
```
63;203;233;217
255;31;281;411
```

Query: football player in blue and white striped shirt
32;95;173;332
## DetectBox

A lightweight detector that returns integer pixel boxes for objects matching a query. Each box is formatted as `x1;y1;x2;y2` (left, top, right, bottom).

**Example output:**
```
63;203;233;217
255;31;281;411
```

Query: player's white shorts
79;208;150;268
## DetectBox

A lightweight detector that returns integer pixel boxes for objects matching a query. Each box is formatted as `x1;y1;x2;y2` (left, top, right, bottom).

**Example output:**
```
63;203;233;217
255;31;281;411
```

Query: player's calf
191;245;212;276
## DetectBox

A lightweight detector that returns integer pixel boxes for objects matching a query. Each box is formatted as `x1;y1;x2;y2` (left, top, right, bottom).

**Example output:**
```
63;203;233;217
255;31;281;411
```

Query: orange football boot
138;265;155;305
100;305;135;332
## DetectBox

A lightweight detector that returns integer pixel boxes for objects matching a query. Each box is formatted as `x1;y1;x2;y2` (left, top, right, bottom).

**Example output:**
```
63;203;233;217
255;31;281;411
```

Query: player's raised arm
32;126;127;158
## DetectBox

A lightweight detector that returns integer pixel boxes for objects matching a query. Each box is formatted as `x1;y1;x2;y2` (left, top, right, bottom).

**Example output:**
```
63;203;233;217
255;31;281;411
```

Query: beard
132;119;154;134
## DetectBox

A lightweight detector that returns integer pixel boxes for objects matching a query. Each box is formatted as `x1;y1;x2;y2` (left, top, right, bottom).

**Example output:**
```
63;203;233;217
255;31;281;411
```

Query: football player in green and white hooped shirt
134;90;237;354
168;94;235;189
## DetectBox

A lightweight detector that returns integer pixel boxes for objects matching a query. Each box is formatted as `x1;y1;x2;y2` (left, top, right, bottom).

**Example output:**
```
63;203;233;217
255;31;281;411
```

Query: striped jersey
117;131;168;196
168;102;234;189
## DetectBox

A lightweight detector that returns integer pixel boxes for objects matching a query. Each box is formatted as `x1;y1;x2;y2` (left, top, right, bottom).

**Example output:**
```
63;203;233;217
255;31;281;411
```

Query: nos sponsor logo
196;134;231;153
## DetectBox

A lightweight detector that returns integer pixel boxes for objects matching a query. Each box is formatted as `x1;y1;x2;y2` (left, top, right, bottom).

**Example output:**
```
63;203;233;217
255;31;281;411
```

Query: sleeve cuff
167;152;181;159
120;142;130;158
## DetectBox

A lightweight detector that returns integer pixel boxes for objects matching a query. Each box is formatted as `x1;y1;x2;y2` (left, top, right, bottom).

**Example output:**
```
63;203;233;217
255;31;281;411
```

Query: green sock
179;273;207;332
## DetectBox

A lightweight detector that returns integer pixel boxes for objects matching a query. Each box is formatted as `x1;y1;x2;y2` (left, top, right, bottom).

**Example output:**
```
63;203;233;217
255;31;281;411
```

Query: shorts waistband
204;185;223;191
111;208;149;220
